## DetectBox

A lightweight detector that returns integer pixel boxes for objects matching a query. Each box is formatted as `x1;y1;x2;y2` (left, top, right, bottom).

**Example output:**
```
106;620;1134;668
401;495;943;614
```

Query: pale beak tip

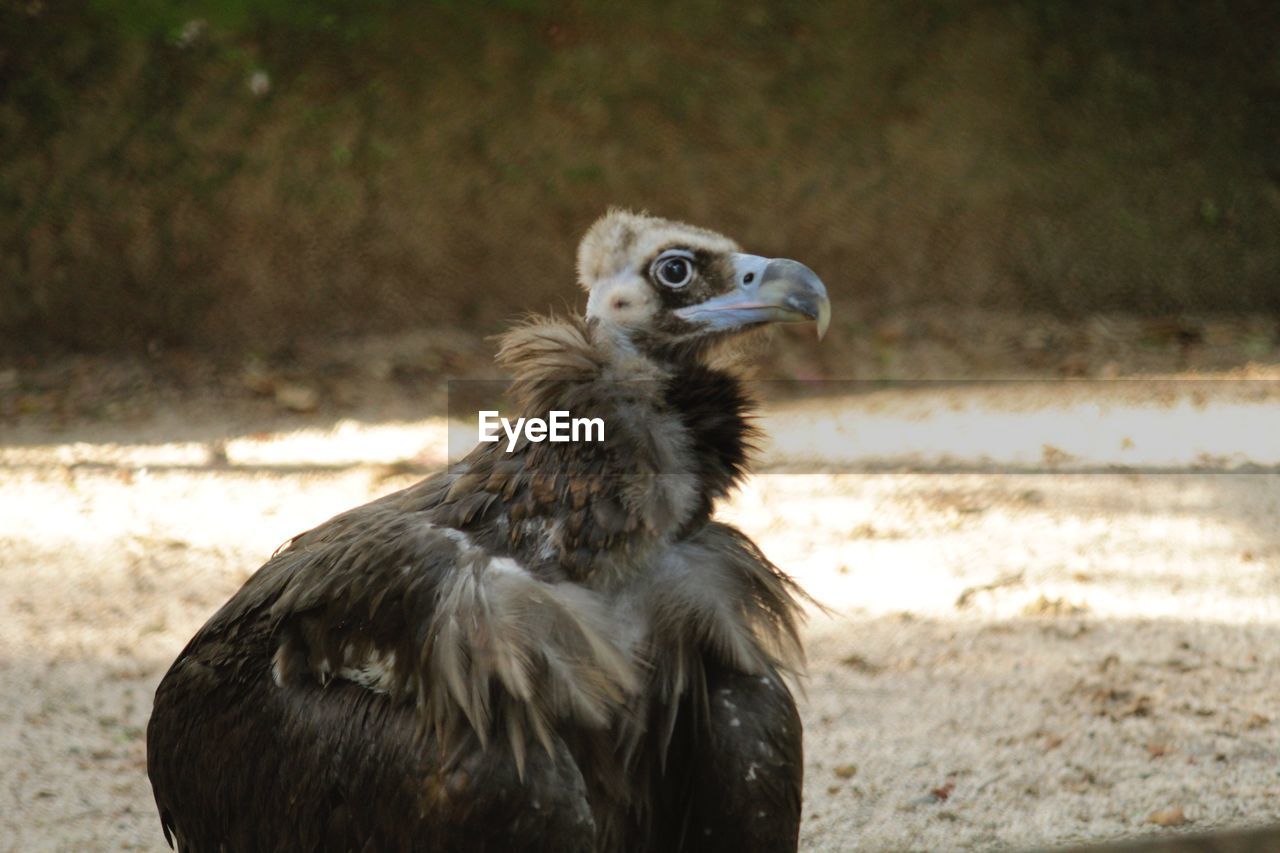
816;299;832;341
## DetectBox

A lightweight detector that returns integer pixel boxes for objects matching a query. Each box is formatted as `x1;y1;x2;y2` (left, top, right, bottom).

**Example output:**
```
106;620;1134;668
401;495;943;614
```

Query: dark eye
653;254;693;288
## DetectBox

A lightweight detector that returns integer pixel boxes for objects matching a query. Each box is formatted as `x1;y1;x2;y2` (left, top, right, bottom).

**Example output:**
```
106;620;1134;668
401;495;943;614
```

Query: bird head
578;210;830;362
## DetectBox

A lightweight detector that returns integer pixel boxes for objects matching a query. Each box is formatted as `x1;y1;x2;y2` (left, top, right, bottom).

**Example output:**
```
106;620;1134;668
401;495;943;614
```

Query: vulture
147;210;831;852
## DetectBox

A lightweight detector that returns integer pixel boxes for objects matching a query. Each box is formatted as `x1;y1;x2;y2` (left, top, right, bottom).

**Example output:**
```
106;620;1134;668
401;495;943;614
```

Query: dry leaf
1041;444;1074;466
840;654;885;675
1023;595;1088;617
1147;807;1188;827
955;571;1025;608
1086;686;1153;720
1119;695;1153;719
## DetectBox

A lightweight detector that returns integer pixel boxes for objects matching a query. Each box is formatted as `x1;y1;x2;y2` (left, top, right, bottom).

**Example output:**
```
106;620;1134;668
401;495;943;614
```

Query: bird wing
625;521;808;759
198;473;640;777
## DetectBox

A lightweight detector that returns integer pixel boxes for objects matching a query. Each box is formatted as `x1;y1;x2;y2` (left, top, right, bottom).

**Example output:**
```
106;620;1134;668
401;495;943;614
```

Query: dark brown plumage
146;210;831;852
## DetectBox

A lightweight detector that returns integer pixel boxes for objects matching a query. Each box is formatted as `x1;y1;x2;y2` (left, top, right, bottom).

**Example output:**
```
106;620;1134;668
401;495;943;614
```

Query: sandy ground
3;340;1280;851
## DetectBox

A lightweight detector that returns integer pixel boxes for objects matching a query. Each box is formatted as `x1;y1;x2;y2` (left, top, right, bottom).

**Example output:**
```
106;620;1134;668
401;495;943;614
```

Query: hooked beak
675;253;831;340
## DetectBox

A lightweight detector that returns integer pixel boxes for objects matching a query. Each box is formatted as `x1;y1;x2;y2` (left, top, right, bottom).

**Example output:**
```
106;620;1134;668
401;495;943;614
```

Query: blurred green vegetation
2;1;1277;355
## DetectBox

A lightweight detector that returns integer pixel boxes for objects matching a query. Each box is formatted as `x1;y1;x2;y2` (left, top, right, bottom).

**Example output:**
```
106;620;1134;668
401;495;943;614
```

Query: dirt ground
3;314;1280;851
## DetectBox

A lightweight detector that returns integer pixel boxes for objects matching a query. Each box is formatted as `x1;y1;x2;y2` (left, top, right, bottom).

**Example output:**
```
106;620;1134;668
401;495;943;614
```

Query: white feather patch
338;649;398;693
425;554;641;777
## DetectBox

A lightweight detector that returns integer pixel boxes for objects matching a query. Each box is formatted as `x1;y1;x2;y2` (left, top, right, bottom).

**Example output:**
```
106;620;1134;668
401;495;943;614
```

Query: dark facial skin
628;245;753;362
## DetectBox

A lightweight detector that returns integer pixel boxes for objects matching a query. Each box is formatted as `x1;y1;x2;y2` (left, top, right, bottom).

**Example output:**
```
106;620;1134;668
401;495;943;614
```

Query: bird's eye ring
652;252;694;289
